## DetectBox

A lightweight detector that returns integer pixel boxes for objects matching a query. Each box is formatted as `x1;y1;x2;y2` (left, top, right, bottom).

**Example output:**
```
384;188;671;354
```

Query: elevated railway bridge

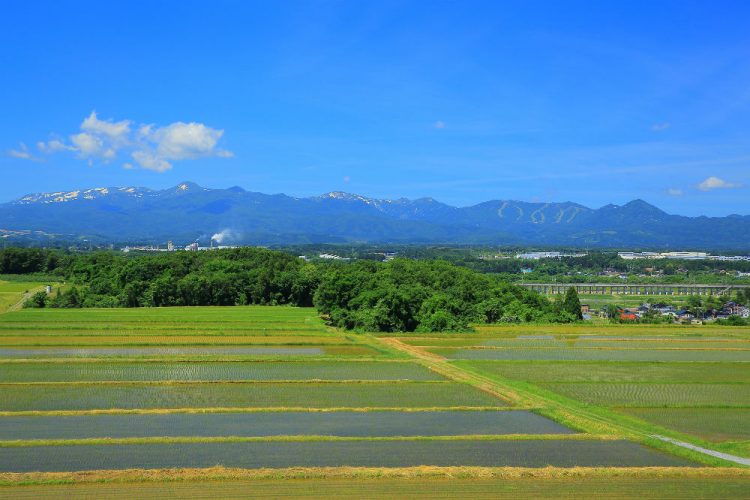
520;283;750;296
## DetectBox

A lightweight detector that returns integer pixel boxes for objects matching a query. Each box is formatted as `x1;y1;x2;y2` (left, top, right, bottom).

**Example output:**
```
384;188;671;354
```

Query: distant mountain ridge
1;182;748;248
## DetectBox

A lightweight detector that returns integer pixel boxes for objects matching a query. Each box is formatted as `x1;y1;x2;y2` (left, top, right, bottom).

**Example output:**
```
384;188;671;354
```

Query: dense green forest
1;247;580;331
314;259;580;332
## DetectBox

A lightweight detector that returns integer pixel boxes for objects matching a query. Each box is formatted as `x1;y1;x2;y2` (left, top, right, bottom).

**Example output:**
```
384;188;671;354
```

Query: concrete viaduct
519;283;750;296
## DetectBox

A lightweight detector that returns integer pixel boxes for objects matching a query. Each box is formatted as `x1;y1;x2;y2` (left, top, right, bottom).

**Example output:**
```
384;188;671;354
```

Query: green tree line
3;247;580;331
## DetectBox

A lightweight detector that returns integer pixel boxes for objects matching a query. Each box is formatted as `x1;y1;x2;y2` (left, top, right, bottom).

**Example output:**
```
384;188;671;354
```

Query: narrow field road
377;338;522;405
6;286;46;313
652;436;750;467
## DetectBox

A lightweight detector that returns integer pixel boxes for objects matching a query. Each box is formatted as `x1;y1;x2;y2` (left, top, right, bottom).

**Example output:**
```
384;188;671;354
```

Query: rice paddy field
398;322;750;466
0;306;749;497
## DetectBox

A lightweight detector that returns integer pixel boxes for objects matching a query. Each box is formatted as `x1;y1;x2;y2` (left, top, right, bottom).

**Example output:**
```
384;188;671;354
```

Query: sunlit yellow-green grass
0;281;50;313
3;477;747;499
0;305;323;322
0;305;334;337
0;335;351;345
555;293;694;310
1;468;749;498
0;307;404;366
0;305;334;338
0;281;49;294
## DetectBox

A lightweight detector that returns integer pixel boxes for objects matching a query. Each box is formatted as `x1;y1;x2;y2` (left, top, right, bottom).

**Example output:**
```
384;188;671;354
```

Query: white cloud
137;124;154;138
81;111;131;146
7;142;36;160
651;122;670;132
70;132;109;158
697;176;740;191
150;122;227;160
131;150;172;173
434;120;446;129
26;111;232;173
37;139;74;153
666;188;683;196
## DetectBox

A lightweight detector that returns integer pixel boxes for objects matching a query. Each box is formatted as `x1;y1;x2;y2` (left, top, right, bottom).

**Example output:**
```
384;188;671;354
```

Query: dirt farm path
6;285;46;313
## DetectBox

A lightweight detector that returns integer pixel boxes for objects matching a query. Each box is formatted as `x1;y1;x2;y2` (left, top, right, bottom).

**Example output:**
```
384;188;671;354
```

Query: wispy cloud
434;120;446;129
697;176;741;191
7;142;40;161
651;122;671;132
31;111;232;172
37;139;74;153
666;187;683;196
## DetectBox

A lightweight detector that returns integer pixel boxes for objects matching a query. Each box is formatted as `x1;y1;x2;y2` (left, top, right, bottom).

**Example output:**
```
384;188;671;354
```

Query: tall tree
563;286;583;320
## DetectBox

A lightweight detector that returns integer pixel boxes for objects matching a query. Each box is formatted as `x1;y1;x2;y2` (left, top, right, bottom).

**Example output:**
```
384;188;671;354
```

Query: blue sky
1;0;748;216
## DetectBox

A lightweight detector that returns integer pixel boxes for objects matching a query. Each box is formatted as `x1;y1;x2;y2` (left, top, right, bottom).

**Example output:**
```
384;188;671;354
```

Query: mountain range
1;182;748;248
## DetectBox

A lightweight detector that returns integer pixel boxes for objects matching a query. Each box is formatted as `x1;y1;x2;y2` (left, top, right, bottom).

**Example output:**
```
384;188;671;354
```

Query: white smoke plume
211;229;236;244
